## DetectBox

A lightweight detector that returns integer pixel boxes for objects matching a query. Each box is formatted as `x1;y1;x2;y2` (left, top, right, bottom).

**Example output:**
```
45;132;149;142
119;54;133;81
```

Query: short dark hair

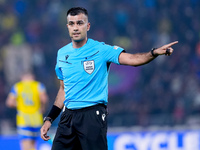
67;7;88;17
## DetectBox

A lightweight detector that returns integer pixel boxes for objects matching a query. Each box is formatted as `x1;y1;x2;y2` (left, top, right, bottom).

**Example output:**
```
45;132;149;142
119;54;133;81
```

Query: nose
73;24;79;31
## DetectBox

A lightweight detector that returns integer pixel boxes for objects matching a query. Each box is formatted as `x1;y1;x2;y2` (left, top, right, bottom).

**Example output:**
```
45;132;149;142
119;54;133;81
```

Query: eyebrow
68;20;84;24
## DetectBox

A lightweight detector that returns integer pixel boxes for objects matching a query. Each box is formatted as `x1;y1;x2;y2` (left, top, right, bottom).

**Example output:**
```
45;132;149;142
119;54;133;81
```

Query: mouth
73;33;80;36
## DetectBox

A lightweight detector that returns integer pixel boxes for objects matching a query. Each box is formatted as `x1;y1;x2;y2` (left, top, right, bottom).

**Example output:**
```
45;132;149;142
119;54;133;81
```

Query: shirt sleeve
55;63;63;80
38;83;46;92
102;43;125;64
10;85;17;96
55;51;63;80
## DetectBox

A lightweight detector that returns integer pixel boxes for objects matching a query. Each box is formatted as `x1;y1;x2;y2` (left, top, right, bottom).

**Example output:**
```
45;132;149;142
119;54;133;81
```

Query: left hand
154;41;178;56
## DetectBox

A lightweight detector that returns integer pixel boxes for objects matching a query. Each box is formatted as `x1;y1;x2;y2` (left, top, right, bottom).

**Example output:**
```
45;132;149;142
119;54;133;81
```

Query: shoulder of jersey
58;43;72;54
90;39;105;46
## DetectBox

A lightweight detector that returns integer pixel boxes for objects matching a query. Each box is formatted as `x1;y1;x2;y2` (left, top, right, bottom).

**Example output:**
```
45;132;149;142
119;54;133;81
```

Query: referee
40;7;178;150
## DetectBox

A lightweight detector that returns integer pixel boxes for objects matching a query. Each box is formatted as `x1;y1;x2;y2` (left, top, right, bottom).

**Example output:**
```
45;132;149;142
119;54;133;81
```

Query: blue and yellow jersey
10;80;46;127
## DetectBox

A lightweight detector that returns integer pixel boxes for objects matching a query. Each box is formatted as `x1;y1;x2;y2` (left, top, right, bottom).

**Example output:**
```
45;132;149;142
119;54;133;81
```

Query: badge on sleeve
83;60;95;74
114;46;119;49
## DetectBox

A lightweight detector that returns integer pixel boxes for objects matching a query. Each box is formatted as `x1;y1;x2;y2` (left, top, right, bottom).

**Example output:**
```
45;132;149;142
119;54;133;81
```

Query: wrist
151;48;158;57
46;105;62;123
43;117;53;123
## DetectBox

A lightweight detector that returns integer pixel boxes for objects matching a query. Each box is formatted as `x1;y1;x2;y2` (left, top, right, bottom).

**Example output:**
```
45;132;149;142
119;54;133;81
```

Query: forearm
45;80;65;123
54;84;65;109
44;98;63;123
119;51;155;66
131;51;155;66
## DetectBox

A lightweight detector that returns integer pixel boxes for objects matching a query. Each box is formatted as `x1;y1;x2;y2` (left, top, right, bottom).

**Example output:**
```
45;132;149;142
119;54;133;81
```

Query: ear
87;22;91;31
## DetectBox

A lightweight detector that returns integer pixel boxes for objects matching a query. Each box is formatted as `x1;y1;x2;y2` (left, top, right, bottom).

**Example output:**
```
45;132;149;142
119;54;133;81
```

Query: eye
68;22;74;26
77;21;84;25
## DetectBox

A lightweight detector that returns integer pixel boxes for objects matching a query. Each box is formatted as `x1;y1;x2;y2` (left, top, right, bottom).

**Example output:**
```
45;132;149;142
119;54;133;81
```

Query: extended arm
40;80;65;141
119;41;178;66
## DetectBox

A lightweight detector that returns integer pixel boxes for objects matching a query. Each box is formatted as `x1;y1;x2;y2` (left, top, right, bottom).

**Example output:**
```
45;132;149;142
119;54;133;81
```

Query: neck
72;38;88;48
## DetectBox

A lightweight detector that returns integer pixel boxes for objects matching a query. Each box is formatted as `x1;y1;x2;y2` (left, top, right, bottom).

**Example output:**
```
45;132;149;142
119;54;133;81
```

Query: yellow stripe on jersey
17;111;43;127
14;81;43;127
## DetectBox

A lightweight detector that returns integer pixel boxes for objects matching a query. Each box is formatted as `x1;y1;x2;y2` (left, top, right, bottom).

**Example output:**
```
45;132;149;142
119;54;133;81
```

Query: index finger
166;41;178;47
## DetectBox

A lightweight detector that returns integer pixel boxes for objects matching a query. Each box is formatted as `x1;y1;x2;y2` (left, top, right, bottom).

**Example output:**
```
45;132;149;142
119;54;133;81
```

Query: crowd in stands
0;0;200;131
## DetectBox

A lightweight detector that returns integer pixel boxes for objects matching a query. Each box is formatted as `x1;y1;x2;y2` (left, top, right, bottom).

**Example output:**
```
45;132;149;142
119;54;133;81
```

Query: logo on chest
83;60;95;74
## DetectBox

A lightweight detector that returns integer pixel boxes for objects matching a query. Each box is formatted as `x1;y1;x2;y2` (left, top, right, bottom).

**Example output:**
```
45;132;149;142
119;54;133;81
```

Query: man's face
67;13;90;42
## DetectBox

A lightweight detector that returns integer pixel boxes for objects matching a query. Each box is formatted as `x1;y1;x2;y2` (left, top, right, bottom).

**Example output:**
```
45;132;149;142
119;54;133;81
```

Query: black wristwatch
151;48;158;57
43;117;53;123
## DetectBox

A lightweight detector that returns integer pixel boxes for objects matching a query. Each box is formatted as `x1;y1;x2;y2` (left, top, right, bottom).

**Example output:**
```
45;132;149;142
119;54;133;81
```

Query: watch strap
43;117;53;123
151;48;158;57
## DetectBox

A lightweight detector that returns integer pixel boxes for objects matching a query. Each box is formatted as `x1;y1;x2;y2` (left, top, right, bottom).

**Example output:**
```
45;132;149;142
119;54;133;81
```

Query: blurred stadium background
0;0;200;150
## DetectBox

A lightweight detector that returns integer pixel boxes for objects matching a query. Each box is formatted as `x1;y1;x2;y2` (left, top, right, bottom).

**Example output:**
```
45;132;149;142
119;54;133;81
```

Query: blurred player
6;72;48;150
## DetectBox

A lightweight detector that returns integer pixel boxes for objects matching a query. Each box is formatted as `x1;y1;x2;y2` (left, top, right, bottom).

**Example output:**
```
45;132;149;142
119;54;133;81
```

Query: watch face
44;117;52;123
